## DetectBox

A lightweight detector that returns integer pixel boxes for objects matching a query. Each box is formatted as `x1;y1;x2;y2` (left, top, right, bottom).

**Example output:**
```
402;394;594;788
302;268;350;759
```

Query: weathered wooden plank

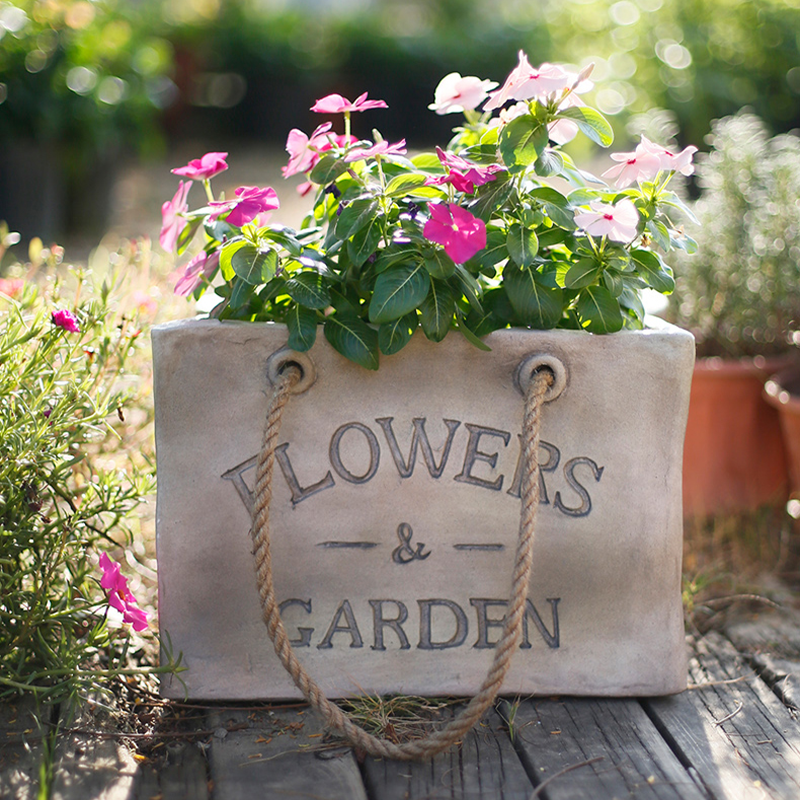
0;699;48;800
645;632;800;800
50;704;140;800
207;705;368;799
503;696;706;800
360;705;533;799
131;742;209;800
747;653;800;711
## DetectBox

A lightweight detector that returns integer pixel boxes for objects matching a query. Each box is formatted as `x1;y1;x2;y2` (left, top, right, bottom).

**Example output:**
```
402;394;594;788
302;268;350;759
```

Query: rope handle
250;364;553;761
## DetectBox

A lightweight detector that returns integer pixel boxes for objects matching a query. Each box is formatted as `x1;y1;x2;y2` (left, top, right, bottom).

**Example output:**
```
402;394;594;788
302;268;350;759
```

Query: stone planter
683;358;790;517
153;318;694;700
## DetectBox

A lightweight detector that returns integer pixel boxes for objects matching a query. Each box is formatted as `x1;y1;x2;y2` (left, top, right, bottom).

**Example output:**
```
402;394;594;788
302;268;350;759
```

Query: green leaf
499;115;548;171
231;245;278;285
423;249;456;279
556;106;614;147
323;314;380;370
506;224;539;267
309;154;347;185
335;198;380;240
286;304;318;351
285;271;331;309
631;248;675;293
348;216;383;267
469;227;508;269
456;314;492;351
471;178;515;222
378;312;418;355
385;173;428;198
368;262;430;323
534;148;564;177
419;279;456;342
646;219;671;252
564;257;601;289
229;278;252;310
453;264;484;314
575;285;624;333
176;216;203;255
219;240;245;281
504;265;563;328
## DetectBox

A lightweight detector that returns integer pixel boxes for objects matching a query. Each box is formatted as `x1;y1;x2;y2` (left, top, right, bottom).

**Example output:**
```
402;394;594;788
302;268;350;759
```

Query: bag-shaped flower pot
153;316;694;700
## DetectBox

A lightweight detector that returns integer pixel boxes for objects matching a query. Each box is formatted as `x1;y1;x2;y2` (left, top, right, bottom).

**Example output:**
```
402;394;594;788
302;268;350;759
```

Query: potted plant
668;112;800;515
152;53;696;746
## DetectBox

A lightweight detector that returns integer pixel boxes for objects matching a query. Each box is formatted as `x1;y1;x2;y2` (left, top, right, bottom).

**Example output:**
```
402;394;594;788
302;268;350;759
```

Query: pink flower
423;203;487;263
171;151;229;181
51;309;80;333
311;92;388;114
574;199;640;243
344;139;407;162
99;552;148;632
429;72;499;115
131;290;157;315
282;122;333;178
208;186;280;227
0;277;24;298
427;146;502;193
640;138;698;176
173;249;221;297
484;52;574;112
160;181;191;252
602;139;664;188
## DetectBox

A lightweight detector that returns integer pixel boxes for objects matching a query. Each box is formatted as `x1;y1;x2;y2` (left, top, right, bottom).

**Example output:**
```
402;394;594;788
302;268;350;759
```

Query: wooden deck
2;606;800;800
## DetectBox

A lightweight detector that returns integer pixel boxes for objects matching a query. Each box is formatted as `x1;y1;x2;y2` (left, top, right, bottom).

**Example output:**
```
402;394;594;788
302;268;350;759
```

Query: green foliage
669;112;800;357
166;55;694;369
0;0;174;158
0;257;176;703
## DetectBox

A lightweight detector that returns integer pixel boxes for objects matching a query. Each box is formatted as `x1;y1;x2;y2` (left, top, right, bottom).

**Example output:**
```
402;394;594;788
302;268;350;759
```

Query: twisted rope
250;364;553;761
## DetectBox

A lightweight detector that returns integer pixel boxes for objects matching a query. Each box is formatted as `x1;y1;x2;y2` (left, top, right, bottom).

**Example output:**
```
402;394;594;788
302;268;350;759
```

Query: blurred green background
2;0;800;241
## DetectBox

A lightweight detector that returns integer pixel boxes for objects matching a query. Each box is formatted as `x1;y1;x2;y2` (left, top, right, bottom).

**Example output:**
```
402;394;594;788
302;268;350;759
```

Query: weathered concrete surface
153;319;694;699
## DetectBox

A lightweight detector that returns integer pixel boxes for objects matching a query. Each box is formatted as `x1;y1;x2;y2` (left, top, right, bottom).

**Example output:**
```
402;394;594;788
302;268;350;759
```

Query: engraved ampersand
391;523;431;565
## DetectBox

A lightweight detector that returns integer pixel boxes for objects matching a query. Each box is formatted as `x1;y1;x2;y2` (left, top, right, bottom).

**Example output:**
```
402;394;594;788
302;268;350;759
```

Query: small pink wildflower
429;73;498;115
573;199;640;243
99;552;148;632
208;186;280;227
641;138;698;176
282;122;334;178
160;181;191;252
51;308;80;333
131;290;157;315
171;151;229;181
311;92;388;114
602;138;665;188
423;203;487;264
173;249;221;297
344;139;407;162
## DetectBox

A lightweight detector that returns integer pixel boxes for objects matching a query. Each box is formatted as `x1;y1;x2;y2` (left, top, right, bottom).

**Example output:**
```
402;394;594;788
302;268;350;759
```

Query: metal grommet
266;348;316;394
514;354;567;402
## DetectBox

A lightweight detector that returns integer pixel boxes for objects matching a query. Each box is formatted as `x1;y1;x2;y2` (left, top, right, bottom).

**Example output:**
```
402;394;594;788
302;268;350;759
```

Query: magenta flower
344;139;407;162
429;72;498;115
574;199;640;243
209;185;280;227
99;553;148;632
426;147;502;193
282;122;334;178
51;309;80;333
171;151;229;181
423;203;487;263
160;181;191;252
173;249;221;297
311;92;388;114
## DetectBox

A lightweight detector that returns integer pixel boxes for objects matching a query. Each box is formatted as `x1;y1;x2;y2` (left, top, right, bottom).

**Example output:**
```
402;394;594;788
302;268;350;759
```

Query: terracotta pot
764;364;800;494
683;357;790;517
153;318;693;700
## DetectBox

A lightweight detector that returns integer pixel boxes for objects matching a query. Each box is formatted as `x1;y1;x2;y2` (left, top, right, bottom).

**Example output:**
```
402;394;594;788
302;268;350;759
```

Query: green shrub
0;238;178;703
